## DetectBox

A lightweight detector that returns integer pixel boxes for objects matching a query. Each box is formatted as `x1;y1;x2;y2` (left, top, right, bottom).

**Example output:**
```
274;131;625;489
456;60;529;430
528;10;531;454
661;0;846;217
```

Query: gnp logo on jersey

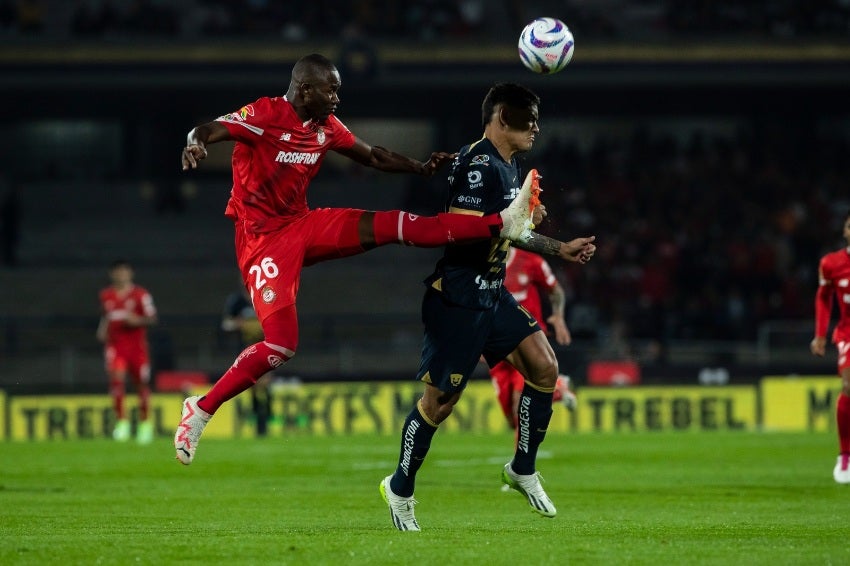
456;195;482;206
467;170;483;189
471;154;490;165
261;286;276;304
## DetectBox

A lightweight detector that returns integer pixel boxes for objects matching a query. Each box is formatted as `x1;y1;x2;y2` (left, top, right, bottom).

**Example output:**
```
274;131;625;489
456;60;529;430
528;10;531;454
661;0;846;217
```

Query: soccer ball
518;17;575;74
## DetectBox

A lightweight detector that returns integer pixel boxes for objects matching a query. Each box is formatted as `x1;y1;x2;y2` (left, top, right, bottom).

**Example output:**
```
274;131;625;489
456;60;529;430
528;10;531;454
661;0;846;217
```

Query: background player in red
490;247;576;432
174;53;540;465
96;259;158;444
811;210;850;484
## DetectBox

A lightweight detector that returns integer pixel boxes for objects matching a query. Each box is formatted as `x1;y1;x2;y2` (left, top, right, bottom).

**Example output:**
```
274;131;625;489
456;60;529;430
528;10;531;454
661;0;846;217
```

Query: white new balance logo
280;132;291;141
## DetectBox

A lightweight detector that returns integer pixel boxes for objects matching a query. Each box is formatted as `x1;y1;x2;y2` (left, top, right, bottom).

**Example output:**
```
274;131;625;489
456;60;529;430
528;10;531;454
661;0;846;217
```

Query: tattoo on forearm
517;233;562;256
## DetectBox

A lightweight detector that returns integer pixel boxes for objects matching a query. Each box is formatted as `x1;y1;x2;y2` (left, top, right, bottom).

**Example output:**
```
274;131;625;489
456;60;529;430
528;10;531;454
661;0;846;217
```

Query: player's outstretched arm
516;234;595;264
181;121;232;171
336;138;456;176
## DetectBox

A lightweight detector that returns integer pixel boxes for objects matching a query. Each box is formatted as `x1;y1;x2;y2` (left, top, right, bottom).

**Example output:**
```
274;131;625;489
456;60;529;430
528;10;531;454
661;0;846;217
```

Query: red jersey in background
817;248;850;344
99;285;156;354
503;247;558;333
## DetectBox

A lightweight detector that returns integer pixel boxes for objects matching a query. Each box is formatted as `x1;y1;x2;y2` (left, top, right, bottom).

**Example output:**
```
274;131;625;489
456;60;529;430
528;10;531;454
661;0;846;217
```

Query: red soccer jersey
816;248;850;343
217;96;357;234
99;285;156;351
504;247;558;333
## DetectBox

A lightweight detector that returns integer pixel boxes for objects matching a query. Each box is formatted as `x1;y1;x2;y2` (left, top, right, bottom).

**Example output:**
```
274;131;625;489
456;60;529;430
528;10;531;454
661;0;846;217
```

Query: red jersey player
811;210;850;484
490;247;576;430
97;260;158;443
173;53;544;465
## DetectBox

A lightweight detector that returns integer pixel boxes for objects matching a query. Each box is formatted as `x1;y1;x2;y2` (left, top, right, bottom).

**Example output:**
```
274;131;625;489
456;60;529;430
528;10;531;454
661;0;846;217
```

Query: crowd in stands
530;122;849;358
1;1;850;41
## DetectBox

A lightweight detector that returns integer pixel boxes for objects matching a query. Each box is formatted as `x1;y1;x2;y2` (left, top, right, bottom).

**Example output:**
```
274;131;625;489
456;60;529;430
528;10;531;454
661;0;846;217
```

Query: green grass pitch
1;431;847;565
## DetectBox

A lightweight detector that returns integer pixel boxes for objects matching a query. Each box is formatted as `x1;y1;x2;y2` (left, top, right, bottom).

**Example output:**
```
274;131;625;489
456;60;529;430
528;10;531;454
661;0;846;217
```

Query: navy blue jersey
424;137;524;309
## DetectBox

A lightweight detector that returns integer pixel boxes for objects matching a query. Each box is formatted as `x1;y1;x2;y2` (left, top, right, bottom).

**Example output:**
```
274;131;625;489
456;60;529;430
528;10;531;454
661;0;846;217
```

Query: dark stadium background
2;0;850;395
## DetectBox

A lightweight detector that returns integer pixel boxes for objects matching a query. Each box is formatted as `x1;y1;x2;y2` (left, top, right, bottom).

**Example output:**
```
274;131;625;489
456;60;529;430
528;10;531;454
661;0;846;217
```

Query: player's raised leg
365;172;540;248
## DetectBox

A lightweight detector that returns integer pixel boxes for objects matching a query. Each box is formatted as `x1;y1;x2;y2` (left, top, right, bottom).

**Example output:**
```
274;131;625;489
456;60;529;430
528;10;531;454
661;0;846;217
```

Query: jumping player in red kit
174;54;542;465
811;210;850;484
491;247;577;431
97;260;158;444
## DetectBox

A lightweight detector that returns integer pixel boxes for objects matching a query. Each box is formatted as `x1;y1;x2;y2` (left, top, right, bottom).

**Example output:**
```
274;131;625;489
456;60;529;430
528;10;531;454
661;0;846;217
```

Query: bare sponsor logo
467;170;483;189
474;275;502;290
400;419;420;475
456;195;482;206
234;345;258;367
517;395;531;453
505;186;521;200
274;151;320;165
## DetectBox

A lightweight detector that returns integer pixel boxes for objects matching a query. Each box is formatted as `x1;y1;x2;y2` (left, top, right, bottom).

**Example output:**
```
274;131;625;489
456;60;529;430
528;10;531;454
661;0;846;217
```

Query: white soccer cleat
113;419;131;442
501;462;557;518
380;475;421;531
499;169;542;244
555;374;577;412
136;420;154;445
834;454;850;484
174;395;211;465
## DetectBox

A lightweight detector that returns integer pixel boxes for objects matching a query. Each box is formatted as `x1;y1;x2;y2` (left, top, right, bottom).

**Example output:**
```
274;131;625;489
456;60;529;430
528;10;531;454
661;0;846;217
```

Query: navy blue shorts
415;287;541;393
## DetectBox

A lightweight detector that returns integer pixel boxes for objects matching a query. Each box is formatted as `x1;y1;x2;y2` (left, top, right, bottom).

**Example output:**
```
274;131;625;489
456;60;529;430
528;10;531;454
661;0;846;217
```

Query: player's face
110;265;133;286
502;104;540;153
302;69;341;123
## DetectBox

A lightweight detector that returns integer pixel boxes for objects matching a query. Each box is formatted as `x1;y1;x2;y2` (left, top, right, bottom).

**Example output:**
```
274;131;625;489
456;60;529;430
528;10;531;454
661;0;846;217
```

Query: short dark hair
481;83;540;127
292;53;336;82
110;259;131;270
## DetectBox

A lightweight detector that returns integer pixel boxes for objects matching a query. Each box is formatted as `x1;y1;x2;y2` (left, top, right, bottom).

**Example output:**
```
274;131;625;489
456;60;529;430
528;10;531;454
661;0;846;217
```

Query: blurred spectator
8;0;850;41
536;121;850;350
16;0;43;33
0;183;20;267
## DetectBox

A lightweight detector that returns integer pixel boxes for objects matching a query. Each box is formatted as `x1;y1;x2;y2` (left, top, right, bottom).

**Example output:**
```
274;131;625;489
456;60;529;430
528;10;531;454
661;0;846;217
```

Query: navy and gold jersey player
419;136;540;390
379;82;597;531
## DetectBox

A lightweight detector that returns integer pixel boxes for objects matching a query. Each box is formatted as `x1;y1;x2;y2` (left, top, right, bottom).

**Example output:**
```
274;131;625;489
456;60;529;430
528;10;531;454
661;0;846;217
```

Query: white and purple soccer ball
518;17;575;74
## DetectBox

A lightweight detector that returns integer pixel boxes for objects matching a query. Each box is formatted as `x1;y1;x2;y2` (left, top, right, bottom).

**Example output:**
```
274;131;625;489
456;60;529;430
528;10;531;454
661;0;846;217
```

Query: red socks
198;306;298;415
110;378;125;420
838;392;850;454
372;210;502;246
198;341;290;415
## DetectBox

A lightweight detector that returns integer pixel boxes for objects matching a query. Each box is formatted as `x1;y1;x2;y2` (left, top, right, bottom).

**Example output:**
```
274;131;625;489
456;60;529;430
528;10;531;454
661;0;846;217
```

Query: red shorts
105;345;150;384
234;208;365;323
490;359;526;420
